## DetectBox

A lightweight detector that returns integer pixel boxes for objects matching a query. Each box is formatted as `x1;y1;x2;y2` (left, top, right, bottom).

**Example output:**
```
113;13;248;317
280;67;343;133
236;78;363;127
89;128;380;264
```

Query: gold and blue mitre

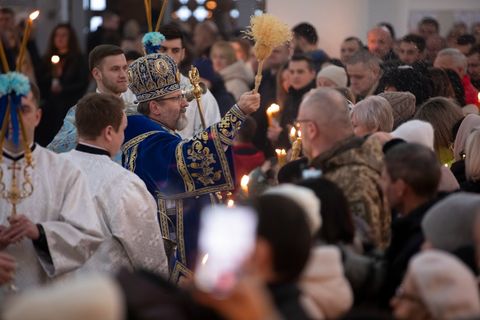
127;53;181;103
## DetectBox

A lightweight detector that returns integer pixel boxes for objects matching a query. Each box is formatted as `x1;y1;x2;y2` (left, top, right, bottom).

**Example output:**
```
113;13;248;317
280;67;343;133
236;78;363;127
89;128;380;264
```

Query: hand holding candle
266;103;280;127
275;149;287;167
290;129;302;161
240;175;250;197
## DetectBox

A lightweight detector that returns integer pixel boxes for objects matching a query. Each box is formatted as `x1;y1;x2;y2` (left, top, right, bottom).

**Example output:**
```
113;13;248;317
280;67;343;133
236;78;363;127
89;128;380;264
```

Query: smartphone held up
195;205;258;297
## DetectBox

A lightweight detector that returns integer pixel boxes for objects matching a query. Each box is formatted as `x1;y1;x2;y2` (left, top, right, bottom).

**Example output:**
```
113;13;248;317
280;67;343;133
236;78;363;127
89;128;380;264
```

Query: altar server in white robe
0;82;103;300
63;93;169;276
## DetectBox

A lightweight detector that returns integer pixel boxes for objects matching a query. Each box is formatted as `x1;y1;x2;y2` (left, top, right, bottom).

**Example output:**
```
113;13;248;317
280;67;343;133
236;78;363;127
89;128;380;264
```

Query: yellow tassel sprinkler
244;14;292;93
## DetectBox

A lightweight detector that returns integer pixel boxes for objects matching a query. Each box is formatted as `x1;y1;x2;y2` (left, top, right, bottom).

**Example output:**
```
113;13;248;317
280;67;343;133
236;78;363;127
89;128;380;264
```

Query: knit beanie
391;119;434;150
265;184;321;236
378;91;416;129
409;250;480;320
316;65;348;87
422;192;480;252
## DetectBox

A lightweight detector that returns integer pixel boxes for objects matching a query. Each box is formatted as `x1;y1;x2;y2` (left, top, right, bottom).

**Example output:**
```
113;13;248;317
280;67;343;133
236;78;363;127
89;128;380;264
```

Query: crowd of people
1;5;480;320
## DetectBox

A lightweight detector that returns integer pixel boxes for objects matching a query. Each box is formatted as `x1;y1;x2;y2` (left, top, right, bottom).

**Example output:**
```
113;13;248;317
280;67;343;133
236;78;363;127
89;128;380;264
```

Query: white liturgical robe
0;145;103;302
63;146;169;276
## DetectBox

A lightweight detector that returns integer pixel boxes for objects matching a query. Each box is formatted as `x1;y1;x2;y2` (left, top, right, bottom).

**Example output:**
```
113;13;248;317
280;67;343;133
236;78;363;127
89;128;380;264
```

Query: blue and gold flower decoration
0;72;31;146
142;31;166;55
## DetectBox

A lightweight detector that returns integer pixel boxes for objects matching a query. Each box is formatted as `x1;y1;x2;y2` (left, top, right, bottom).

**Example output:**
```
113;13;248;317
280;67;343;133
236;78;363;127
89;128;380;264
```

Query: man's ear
34;107;42;127
104;125;114;142
306;120;318;140
91;67;101;81
150;100;161;116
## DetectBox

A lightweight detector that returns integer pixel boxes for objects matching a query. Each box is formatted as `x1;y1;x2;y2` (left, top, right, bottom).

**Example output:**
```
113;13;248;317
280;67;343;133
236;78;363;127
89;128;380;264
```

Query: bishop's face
152;90;189;131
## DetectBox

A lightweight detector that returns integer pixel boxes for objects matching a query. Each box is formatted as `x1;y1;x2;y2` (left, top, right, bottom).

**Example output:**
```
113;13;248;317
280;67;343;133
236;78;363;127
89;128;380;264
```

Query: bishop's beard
175;113;188;131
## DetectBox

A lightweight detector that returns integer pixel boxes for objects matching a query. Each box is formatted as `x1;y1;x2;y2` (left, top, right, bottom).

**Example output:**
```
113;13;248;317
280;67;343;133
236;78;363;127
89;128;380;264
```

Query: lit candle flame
240;175;250;195
29;10;40;21
51;55;60;64
289;126;296;142
275;148;287;166
266;103;280;126
201;253;209;265
298;130;301;138
227;199;235;207
478;92;480;103
266;103;280;116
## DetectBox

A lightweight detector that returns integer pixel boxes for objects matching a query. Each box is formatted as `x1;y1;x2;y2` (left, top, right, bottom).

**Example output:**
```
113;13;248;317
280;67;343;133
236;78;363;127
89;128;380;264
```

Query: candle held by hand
266;103;280;127
240;175;250;197
275;148;287;167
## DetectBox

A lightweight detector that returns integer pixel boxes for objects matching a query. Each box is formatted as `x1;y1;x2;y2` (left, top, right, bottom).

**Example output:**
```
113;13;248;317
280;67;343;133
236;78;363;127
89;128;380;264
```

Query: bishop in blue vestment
123;53;260;282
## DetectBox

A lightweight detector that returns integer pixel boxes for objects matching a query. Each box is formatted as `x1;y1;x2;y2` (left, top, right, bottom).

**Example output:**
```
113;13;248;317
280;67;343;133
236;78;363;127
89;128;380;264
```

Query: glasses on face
294;119;314;129
157;93;186;103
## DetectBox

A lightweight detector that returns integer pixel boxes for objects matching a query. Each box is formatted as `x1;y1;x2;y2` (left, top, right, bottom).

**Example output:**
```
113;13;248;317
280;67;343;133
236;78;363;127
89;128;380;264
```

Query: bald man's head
368;26;393;60
298;88;353;159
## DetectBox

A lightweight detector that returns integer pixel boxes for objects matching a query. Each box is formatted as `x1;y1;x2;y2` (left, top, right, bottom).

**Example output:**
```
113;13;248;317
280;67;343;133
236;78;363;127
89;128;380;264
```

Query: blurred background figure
210;40;253;100
392;250;480;320
120;19;142;55
340;37;363;65
233;116;265;188
292;22;329;71
87;11;121;53
193;20;220;58
36;23;89;146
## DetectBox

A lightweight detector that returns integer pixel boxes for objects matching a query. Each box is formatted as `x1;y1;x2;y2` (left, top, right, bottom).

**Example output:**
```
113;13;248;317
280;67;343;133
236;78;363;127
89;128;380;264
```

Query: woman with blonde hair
461;128;480;193
210;40;253;100
415;97;464;166
351;96;394;137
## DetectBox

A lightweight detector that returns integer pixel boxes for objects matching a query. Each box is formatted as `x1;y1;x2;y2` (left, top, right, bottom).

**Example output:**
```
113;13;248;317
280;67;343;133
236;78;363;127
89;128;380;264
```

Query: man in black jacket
380;143;441;306
268;54;316;149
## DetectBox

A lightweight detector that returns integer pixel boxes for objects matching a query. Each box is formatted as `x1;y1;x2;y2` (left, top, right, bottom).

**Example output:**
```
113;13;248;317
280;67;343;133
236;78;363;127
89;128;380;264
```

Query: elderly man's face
434;54;465;78
368;28;392;60
346;62;379;97
152;90;189;131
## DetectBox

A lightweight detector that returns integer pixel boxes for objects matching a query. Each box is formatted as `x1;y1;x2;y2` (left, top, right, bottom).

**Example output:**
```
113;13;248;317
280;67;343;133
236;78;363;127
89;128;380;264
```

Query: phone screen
195;205;258;296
